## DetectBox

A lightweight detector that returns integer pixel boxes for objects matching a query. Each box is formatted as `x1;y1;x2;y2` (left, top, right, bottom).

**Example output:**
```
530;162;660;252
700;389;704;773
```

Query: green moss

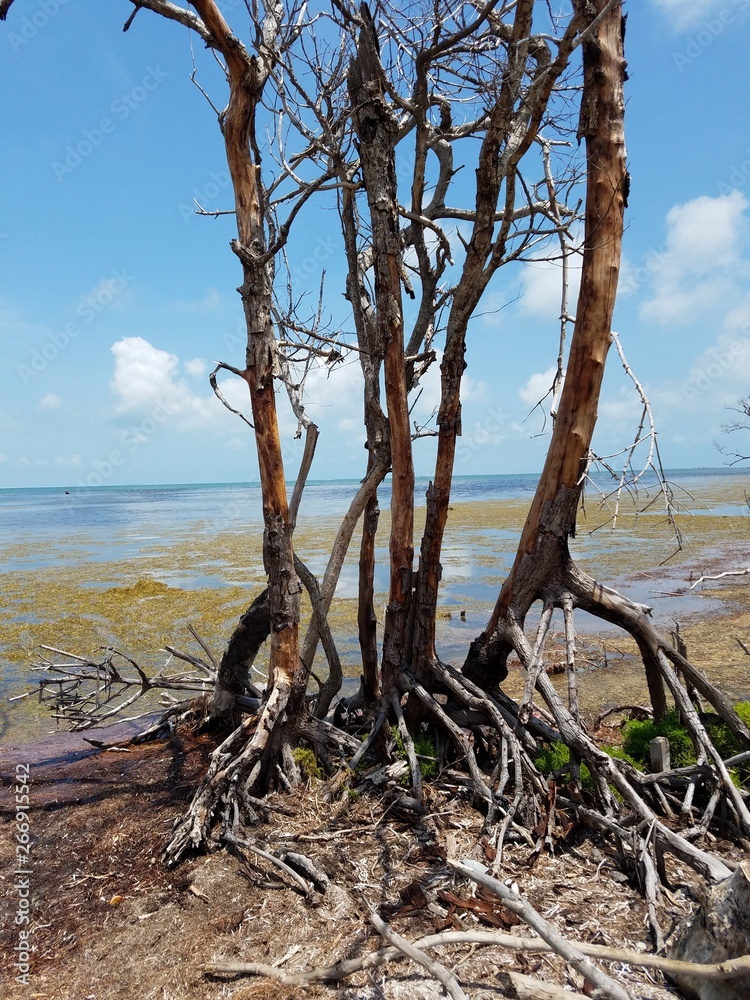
414;731;438;780
622;709;697;769
702;701;750;787
534;740;573;775
601;744;643;771
292;747;323;781
534;741;593;791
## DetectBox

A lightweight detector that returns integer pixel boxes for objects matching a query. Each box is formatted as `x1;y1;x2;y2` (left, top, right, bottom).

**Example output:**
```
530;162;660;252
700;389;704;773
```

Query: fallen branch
203;927;750;985
690;567;750;590
449;859;633;1000
368;906;467;1000
32;643;215;731
499;972;593;1000
225;833;311;896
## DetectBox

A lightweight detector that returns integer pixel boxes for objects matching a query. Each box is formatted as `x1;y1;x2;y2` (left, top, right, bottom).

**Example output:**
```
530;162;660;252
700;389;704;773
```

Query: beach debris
30;637;217;732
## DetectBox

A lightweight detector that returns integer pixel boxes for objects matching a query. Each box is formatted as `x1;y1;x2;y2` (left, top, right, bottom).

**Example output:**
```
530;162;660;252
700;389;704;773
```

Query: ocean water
0;474;537;546
1;468;748;743
1;467;743;563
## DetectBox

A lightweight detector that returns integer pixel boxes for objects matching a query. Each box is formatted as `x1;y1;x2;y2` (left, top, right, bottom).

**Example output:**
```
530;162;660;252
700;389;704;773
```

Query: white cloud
110;336;215;430
518;255;583;321
627;292;750;467
462;374;490;406
52;454;82;467
39;392;62;410
640;190;749;326
597;389;646;433
519;367;558;407
659;319;750;414
411;354;441;425
0;453;7;463
301;357;361;410
184;358;207;378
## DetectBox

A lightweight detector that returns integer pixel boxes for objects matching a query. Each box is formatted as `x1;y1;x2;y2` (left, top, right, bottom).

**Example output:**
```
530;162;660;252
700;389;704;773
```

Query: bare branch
124;0;212;44
449;860;633;1000
209;364;254;428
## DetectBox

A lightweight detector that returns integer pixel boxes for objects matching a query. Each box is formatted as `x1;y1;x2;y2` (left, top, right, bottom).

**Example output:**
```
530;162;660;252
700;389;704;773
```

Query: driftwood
224;832;313;896
497;971;591;1000
29;631;747;894
368;905;467;1000
30;643;215;731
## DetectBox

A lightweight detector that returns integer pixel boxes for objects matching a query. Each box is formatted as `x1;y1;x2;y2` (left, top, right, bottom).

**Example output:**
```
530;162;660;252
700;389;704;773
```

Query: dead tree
348;8;415;699
456;0;750;866
408;0;590;694
5;0;748;881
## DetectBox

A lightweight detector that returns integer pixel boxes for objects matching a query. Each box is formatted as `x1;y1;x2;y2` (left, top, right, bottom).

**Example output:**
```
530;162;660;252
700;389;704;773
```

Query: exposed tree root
164;677;301;866
37;598;746;891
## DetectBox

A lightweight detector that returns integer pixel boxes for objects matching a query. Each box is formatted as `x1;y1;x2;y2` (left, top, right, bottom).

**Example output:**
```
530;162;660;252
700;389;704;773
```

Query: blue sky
1;0;749;489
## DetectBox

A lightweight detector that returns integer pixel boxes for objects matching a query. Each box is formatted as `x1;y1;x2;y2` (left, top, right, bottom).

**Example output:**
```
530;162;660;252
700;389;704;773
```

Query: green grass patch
702;701;750;787
621;709;697;769
392;727;438;781
534;741;593;790
292;747;324;781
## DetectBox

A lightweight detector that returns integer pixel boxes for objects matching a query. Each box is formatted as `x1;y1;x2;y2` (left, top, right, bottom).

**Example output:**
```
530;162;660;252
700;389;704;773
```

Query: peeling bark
349;12;415;691
465;0;630;694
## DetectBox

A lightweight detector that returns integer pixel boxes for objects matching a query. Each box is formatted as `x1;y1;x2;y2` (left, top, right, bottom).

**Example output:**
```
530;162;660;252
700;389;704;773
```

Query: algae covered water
1;469;748;744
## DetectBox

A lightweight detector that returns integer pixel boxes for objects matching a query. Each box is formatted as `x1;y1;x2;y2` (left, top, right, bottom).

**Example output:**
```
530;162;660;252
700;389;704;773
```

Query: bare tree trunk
349;13;414;693
464;0;635;697
193;1;301;715
163;1;305;861
410;0;584;686
358;477;382;704
208;588;268;721
456;6;750;792
339;151;388;710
